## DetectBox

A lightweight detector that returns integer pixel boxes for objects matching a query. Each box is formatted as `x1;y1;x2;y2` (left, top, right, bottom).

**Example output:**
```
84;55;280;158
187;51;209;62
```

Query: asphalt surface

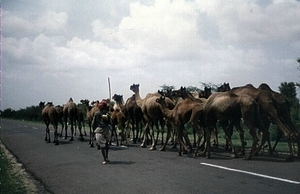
1;119;300;194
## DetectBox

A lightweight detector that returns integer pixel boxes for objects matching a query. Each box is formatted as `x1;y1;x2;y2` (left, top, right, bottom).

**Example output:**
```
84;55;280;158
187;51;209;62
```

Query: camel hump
258;83;272;91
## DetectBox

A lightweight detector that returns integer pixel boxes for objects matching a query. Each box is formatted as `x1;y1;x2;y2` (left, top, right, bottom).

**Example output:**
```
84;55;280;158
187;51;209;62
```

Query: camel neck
134;89;143;108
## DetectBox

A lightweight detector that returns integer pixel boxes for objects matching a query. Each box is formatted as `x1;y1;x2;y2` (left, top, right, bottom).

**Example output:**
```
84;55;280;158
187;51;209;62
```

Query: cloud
2;0;300;110
196;0;300;43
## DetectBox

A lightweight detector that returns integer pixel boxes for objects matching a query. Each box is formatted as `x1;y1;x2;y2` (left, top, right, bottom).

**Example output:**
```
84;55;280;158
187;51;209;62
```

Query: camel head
217;82;231;92
91;100;99;106
46;102;54;106
130;84;139;93
156;96;166;106
156;96;175;109
171;87;188;99
179;87;192;99
68;98;74;102
112;94;123;103
171;88;182;98
158;89;173;100
199;87;212;99
39;101;45;109
80;99;90;105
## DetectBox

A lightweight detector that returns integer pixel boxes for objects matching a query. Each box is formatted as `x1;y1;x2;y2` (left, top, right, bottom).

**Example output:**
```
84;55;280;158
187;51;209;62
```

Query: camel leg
132;120;138;144
154;122;160;146
140;123;149;148
159;122;173;151
44;125;48;142
160;119;166;146
244;128;258;160
224;122;234;151
120;125;128;146
177;125;192;155
53;124;59;145
234;122;245;155
114;128;119;146
88;125;93;145
205;127;211;159
221;121;238;158
213;125;219;148
47;127;51;143
64;121;68;140
110;125;119;146
149;122;157;150
45;127;50;143
69;118;74;141
193;127;204;157
58;120;64;137
77;120;84;141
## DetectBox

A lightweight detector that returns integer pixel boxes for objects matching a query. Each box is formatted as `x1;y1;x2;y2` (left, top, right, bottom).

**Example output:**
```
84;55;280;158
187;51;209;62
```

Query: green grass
0;145;26;194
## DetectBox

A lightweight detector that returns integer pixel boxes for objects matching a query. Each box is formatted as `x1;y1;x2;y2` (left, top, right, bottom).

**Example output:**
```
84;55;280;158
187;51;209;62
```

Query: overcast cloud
1;0;300;110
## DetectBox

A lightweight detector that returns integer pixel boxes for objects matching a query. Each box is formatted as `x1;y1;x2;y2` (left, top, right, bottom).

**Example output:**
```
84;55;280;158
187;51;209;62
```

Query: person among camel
92;100;112;164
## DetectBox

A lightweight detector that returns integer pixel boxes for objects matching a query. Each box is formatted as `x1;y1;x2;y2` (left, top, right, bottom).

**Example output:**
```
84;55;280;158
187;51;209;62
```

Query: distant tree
0;106;41;121
278;82;300;128
186;86;201;93
159;84;175;92
279;82;297;100
199;82;219;92
1;108;16;118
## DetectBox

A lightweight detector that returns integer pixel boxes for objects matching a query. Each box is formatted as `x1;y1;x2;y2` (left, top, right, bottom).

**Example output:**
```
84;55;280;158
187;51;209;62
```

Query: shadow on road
108;160;135;165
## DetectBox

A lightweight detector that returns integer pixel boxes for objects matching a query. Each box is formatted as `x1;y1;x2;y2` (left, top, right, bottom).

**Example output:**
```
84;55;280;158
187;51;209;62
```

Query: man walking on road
92;100;112;164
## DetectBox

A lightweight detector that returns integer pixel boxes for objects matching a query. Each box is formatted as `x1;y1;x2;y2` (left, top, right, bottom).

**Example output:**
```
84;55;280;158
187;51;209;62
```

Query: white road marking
201;162;300;185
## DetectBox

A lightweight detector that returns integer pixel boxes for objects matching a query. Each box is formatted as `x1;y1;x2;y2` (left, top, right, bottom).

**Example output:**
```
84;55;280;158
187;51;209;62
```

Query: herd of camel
39;82;300;162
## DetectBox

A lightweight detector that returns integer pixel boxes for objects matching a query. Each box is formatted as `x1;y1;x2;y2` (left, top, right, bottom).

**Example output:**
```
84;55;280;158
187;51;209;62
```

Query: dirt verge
0;143;51;194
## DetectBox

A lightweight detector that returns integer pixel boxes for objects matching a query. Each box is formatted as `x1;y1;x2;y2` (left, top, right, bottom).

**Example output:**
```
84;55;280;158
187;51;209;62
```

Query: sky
1;0;300;110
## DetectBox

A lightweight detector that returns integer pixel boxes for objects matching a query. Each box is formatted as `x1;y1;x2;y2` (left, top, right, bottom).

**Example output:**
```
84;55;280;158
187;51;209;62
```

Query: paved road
1;119;300;194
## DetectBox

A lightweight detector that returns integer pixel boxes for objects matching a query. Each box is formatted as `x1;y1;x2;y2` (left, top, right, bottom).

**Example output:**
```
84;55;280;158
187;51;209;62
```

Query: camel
74;109;86;138
130;84;173;150
201;91;267;160
229;84;296;161
63;98;83;141
171;87;208;148
111;94;128;146
156;96;203;156
258;83;300;157
54;105;64;137
80;99;100;146
39;101;59;145
124;94;144;144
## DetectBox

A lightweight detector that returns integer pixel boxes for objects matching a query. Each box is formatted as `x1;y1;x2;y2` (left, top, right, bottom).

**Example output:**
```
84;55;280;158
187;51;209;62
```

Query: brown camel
202;91;267;160
39;101;59;145
230;84;296;161
55;105;64;137
156;95;203;156
130;84;173;150
74;109;86;138
111;94;128;146
171;87;208;148
63;98;83;141
80;99;100;146
124;94;144;144
258;83;300;157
